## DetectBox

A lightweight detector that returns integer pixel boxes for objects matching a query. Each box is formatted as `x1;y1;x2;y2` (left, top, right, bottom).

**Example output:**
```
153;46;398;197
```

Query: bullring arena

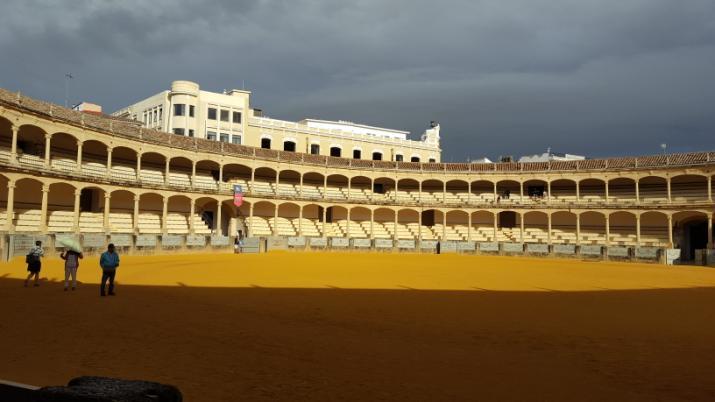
1;87;715;401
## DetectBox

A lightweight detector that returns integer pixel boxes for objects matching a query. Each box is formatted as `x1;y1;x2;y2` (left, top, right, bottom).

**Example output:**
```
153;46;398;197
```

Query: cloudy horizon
1;0;714;162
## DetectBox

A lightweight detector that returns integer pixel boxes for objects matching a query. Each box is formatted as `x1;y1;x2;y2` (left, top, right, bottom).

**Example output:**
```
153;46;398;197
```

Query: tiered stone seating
246;216;272;236
393;222;414;239
108;212;133;233
110;164;137;181
78;212;104;233
81;156;107;177
47;210;74;232
18;152;46;169
166;213;189;234
323;222;344;237
370;222;392;239
0;209;8;227
270;216;297;236
250;181;275;195
324;187;347;200
336;219;368;238
193;215;212;235
165;171;189;187
137;213;162;234
276;183;298;197
15;209;42;232
670;184;708;202
348;188;370;202
193;174;217;190
294;218;322;237
639;185;668;203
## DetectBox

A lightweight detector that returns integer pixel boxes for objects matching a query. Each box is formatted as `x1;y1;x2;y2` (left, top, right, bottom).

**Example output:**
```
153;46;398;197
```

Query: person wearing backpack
24;240;44;287
99;243;120;297
60;248;83;291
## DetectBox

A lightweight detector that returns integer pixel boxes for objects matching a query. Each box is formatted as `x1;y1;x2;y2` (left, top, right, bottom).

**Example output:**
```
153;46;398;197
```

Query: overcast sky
1;0;714;161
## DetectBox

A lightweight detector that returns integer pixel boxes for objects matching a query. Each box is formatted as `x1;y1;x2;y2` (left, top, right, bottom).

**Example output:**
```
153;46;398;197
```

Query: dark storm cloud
1;0;714;160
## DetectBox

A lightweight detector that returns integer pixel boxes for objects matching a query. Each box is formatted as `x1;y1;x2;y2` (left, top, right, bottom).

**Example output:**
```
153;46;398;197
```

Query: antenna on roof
660;143;667;155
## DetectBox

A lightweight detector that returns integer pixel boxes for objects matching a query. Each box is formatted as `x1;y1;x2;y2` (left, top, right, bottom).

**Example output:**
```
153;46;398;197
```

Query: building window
284;141;296;152
174;104;185;116
189;105;195;117
330;147;341;157
428;158;436;163
220;110;229;122
231;135;242;145
207;131;217;141
173;128;185;135
395;154;403;162
153;109;157;123
188;129;194;137
208;108;217;120
353;149;361;159
143;113;147;125
261;138;271;149
232;111;241;124
410;156;420;162
220;133;229;143
310;144;320;155
372;152;383;161
158;107;162;120
148;111;153;124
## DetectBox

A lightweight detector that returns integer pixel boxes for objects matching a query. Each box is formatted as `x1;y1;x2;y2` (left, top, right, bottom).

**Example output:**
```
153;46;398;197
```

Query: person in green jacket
99;243;120;297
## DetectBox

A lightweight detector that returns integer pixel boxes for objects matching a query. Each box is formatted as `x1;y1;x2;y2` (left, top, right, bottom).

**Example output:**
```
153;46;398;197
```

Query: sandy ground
1;252;715;401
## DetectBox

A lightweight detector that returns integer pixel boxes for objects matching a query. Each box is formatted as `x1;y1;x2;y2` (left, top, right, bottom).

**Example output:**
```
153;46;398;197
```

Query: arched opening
639;176;667;204
470;180;494;203
550;179;577;204
497;211;518;242
471;210;495;242
609;177;636;202
309;143;320;155
195;197;221;235
495;180;519;204
301;204;323;237
302;172;325;199
374;177;395;202
349;176;372;201
47;182;76;233
261;138;271;149
326;174;349;200
410;156;420;163
195;160;220;190
81;140;108;177
640;211;669;247
445;210;469;241
141;152;167;185
110;147;138;181
277;170;300;197
13;178;43;232
108;190;135;233
347;206;371;238
17;125;47;168
580;211;606;245
249;201;276;236
445;180;469;205
0;175;8;227
353;149;362;159
325;205;348;237
222;163;252;192
168;157;192;188
252;167;277;195
396;209;419;240
523;211;548;243
421;179;443;204
0;117;12;158
672;211;709;261
329;146;341;158
283;141;296;152
137;193;163;234
671;175;708;202
397;178;420;204
372;151;383;161
167;195;192;234
275;203;299;236
609;211;636;245
523;179;548;204
372;208;395;239
580;179;606;203
78;186;106;233
49;132;77;172
551;211;577;244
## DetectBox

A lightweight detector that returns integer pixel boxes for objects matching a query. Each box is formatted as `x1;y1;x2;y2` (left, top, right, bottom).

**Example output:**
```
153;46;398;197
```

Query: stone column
323;176;327;199
248;203;254;237
707;176;712;202
216;201;222;236
635;179;640;203
298;206;303;236
299;174;304;197
493;182;497;202
275;172;280;196
250;169;255;193
576;181;580;202
370;209;374;240
707;215;713;249
605;180;610;204
347;209;351;238
547;213;552;245
394;180;399;202
467;182;471;204
191;161;197;188
547;181;551;203
576;213;581;245
103;193;111;233
106;147;113;177
467;213;472;242
164;159;170;186
44;134;52;167
441;211;446;240
272;204;278;235
133;195;140;234
5;182;15;231
667;214;673;248
605;215;611;246
520;213;525;243
417;210;422;242
322;206;327;238
493;212;498;242
161;197;168;235
73;189;81;233
666;177;672;203
136;154;142;181
189;200;195;234
39;184;49;231
442;182;446;204
75;140;83;172
347;179;351;200
218;165;223;191
418;181;422;203
635;214;641;246
520;182;524;203
10;125;18;164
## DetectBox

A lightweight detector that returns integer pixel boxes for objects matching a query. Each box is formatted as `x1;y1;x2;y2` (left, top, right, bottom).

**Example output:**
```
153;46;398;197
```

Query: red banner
233;193;243;207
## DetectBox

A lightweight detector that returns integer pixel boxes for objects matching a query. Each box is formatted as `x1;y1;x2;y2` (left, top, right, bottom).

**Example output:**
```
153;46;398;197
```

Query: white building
518;148;585;163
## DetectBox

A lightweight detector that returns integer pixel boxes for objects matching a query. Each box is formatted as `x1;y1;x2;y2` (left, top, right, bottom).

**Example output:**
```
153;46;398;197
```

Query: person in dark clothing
99;243;120;296
25;241;44;287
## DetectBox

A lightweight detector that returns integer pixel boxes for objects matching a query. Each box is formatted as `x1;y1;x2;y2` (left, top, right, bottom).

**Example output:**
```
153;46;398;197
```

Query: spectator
60;248;83;291
24;240;44;287
99;243;120;297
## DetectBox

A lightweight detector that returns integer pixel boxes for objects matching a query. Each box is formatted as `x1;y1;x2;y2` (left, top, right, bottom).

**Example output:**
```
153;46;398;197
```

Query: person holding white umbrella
59;238;84;291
